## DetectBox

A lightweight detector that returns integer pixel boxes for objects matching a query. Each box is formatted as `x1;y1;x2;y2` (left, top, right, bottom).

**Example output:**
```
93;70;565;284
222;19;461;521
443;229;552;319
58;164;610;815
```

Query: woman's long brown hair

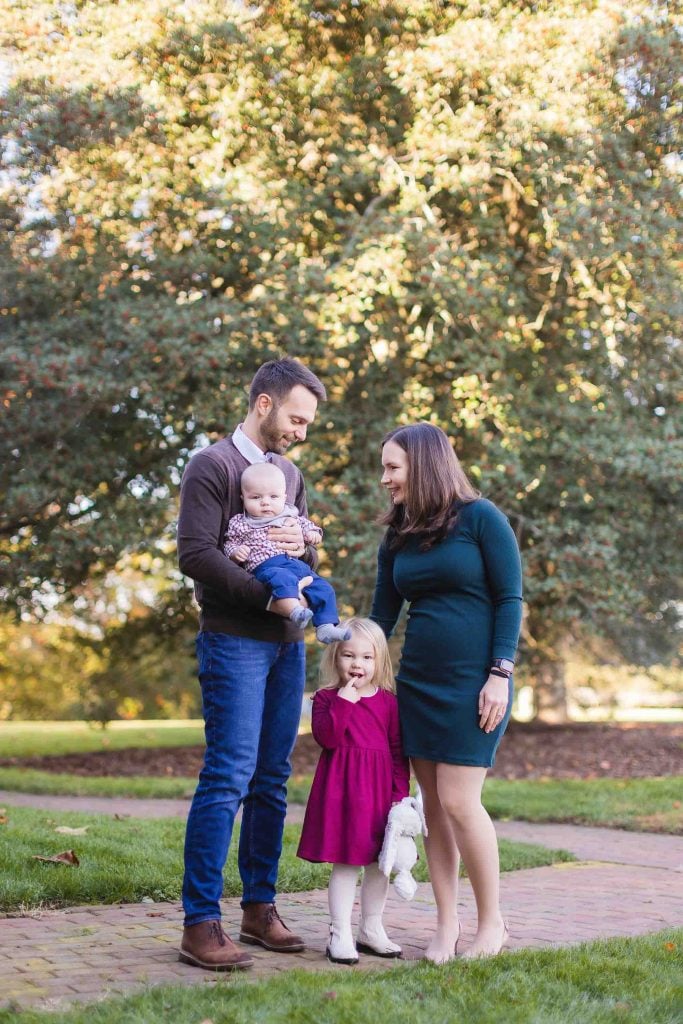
380;423;480;549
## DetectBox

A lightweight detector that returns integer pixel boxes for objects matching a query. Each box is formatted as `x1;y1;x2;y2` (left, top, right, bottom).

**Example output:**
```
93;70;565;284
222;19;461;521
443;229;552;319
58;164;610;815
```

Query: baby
224;462;351;645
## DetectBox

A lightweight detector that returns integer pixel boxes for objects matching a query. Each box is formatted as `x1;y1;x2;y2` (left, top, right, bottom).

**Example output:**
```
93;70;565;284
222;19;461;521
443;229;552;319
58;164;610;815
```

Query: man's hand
270;575;313;618
298;575;313;601
269;519;305;557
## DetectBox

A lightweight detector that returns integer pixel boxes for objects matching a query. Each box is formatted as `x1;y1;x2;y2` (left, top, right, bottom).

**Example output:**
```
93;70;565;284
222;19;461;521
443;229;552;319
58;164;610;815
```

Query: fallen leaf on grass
32;850;80;867
0;808;7;825
54;826;89;835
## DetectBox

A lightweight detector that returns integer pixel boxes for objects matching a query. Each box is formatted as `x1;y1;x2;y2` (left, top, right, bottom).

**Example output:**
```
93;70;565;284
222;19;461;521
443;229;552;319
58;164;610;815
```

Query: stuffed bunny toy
378;791;428;901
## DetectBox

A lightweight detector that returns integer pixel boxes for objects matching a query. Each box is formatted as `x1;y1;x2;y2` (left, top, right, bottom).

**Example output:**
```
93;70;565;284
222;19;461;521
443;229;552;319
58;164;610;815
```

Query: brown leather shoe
179;920;254;971
239;902;305;952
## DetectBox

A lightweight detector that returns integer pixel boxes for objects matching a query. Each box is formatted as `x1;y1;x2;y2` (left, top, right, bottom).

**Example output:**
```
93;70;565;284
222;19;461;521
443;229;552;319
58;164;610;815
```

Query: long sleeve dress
370;498;523;767
297;687;410;865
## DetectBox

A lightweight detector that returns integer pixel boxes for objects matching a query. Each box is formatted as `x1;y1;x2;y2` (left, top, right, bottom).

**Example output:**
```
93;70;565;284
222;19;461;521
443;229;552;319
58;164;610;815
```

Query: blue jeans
253;555;340;626
182;631;305;926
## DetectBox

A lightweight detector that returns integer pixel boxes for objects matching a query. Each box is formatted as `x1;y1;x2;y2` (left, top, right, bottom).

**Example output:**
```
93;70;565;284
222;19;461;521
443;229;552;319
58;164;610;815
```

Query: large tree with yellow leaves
1;0;680;717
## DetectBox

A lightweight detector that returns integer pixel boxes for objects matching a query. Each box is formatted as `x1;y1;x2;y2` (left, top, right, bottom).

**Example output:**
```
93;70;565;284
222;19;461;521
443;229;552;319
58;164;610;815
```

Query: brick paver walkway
1;794;681;1012
494;820;683;871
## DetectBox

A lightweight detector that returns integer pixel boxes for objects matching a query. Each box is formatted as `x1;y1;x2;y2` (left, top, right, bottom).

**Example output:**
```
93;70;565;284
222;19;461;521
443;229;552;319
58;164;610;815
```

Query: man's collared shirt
232;424;271;465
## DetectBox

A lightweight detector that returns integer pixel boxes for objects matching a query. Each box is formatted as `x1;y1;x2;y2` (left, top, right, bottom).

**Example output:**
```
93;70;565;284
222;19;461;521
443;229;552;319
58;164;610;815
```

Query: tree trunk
532;651;570;723
525;609;571;723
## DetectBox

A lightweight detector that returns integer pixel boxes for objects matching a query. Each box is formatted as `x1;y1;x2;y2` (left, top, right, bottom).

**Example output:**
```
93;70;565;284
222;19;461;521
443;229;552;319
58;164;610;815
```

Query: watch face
497;659;515;672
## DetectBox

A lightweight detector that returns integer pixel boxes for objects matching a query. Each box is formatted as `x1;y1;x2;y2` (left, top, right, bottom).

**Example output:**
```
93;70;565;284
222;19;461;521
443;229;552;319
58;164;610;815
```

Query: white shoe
326;926;359;965
356;917;402;958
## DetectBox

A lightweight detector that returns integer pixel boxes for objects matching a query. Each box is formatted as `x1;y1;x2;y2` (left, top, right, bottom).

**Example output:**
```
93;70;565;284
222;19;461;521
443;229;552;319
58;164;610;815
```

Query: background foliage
1;0;681;719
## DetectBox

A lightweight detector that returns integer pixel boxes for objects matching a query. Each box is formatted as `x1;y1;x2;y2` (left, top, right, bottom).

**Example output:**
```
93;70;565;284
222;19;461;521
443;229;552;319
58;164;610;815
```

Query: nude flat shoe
424;921;462;964
462;920;509;960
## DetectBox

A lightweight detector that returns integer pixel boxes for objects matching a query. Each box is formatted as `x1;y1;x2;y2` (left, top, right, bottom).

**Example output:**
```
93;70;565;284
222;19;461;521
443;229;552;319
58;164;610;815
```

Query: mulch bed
1;722;681;781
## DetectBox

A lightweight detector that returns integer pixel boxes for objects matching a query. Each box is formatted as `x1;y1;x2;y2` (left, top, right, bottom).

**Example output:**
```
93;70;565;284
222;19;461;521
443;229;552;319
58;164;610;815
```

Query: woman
370;423;522;962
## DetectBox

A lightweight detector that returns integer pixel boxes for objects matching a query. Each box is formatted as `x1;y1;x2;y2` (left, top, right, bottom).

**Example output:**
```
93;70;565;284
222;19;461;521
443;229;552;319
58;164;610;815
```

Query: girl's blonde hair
318;617;395;693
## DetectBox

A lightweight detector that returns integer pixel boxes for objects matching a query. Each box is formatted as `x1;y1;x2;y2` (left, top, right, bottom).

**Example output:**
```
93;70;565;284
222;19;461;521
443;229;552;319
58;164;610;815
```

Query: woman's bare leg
436;764;507;957
411;758;461;963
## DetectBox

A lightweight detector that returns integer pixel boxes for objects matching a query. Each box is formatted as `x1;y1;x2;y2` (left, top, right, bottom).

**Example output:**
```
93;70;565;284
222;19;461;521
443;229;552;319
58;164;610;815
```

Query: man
176;357;326;971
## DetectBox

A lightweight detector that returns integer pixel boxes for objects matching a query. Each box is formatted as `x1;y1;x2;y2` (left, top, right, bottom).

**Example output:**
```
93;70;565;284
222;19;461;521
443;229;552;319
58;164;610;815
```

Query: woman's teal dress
370;499;523;767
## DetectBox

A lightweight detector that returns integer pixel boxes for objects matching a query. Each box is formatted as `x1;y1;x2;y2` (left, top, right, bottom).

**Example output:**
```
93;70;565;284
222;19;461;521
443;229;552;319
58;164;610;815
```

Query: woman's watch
491;658;515;678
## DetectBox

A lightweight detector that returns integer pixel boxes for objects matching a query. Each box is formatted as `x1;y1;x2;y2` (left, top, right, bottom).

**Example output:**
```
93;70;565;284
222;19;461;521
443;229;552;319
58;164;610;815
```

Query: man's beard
260;407;291;455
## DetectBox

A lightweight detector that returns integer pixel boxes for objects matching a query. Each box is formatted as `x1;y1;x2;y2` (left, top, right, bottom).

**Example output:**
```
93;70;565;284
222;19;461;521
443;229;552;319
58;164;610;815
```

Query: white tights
327;862;400;957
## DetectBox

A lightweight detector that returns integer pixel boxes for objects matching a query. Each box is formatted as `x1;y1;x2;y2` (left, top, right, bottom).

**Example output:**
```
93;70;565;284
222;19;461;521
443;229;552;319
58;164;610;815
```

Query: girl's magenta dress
297;687;410;865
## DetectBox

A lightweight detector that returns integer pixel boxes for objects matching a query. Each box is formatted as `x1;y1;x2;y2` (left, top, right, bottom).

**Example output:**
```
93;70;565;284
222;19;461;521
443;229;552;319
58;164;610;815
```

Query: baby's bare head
241;463;288;518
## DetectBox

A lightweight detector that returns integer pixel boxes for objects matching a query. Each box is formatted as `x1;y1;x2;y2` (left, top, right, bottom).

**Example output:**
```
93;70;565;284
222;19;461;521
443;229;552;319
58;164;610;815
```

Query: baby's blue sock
289;606;314;629
316;623;353;644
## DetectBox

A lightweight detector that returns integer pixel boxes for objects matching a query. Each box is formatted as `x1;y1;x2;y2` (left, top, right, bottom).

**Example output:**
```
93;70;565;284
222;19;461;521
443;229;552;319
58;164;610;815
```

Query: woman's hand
478;674;510;733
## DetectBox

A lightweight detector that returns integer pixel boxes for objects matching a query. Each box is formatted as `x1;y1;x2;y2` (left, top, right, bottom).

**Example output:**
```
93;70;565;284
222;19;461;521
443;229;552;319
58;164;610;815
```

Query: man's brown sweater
177;436;317;640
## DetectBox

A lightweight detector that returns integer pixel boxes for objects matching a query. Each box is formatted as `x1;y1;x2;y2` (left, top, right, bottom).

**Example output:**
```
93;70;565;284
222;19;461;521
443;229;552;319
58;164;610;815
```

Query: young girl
297;618;410;964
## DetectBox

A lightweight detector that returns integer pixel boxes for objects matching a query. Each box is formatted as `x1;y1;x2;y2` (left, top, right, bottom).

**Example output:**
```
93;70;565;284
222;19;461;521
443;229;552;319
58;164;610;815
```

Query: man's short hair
248;357;326;408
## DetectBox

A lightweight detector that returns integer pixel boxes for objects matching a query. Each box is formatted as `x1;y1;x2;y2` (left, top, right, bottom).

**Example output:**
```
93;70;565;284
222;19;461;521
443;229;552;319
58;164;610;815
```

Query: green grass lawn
0;720;206;758
0;804;573;913
0;767;198;798
0;769;313;802
0;768;309;802
1;931;680;1024
483;776;683;834
1;769;679;833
